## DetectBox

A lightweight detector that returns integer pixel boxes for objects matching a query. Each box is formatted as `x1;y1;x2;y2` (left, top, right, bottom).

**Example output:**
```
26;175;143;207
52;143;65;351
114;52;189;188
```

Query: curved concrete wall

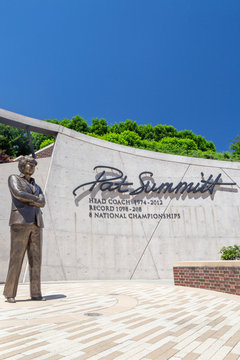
0;108;239;281
37;129;240;281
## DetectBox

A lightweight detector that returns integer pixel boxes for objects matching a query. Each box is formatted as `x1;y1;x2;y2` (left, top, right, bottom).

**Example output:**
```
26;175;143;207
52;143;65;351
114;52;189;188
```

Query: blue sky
0;0;239;152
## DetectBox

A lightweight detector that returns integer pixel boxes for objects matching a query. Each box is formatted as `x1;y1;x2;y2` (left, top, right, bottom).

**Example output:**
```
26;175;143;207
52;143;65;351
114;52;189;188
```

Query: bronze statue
3;156;45;303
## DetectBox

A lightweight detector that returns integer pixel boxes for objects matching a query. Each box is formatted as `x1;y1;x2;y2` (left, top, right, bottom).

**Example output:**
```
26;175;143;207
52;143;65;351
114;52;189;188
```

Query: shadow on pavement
15;294;67;302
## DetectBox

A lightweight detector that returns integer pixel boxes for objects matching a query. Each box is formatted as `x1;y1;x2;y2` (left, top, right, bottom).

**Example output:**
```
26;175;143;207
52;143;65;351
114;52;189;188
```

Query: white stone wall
37;130;240;281
0;128;239;282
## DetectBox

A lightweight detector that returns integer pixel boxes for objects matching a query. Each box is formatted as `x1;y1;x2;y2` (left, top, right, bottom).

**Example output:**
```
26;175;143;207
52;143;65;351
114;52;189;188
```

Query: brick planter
173;261;240;295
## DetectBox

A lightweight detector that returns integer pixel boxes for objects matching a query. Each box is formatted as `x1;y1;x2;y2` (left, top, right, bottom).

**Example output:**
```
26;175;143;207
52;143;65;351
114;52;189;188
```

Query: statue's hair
18;156;37;173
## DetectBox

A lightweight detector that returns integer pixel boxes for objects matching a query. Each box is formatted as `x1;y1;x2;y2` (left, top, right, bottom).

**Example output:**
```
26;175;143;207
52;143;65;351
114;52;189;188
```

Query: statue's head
18;156;37;176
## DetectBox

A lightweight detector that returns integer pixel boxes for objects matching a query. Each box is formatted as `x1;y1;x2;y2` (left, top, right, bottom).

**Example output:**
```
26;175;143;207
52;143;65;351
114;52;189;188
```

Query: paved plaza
0;281;240;360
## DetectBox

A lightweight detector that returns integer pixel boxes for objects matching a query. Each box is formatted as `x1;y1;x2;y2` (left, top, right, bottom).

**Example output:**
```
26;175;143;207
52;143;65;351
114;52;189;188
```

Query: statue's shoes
6;297;16;303
31;296;46;301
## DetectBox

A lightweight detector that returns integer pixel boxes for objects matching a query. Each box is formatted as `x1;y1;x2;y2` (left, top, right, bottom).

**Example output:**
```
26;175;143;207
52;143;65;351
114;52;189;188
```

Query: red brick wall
173;266;240;295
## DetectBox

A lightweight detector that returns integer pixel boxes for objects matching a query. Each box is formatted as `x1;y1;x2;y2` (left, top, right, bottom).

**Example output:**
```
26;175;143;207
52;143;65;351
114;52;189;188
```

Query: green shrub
223;152;231;159
140;139;161;152
153;124;178;141
102;133;128;146
202;150;216;159
119;130;142;147
39;139;55;149
32;133;54;151
90;118;108;135
158;137;198;153
136;124;154;141
219;245;240;260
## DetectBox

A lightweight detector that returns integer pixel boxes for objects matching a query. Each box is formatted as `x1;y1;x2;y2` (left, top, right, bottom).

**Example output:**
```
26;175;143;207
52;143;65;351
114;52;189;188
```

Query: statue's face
23;161;35;176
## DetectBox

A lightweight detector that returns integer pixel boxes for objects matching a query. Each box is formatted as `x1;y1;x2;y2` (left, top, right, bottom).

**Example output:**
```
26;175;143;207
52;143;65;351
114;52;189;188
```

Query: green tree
109;123;120;134
122;119;138;132
194;135;209;151
1;114;239;162
0;124;30;157
109;119;138;134
137;124;154;141
230;136;240;157
153;124;178;141
60;118;71;128
177;129;195;140
119;130;142;147
68;115;89;133
31;132;54;151
90;118;109;135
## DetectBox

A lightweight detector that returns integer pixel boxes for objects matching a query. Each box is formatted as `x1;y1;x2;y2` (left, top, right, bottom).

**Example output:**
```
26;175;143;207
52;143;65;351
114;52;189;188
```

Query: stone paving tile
182;354;200;360
1;282;240;359
225;329;240;347
17;350;50;359
131;326;164;342
224;354;240;360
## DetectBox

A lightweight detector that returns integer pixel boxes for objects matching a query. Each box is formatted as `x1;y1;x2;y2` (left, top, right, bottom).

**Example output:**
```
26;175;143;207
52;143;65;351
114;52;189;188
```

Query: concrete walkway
0;281;240;360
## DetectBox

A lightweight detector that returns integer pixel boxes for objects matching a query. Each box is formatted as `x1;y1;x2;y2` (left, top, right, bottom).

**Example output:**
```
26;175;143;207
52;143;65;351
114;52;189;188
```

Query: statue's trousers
3;224;42;298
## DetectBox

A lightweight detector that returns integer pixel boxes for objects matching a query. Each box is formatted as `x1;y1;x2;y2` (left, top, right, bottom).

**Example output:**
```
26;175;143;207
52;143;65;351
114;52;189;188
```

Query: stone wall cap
174;261;240;267
0;108;60;136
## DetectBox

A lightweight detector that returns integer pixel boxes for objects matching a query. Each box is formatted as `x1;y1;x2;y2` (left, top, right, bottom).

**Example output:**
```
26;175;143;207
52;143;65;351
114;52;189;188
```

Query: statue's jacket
8;174;45;228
